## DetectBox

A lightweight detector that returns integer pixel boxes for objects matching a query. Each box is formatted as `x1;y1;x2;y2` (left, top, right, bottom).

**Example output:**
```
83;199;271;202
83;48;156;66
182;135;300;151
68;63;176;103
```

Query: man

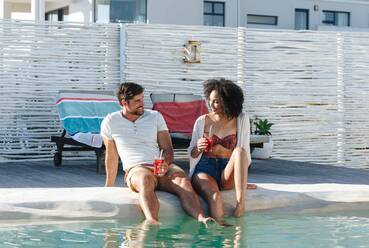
101;82;211;225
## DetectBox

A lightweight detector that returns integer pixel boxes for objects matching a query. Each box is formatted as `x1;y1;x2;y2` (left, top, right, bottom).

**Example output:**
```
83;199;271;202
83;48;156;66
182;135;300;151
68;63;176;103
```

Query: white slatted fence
244;29;340;165
122;24;241;107
123;25;369;169
1;21;369;169
0;20;120;161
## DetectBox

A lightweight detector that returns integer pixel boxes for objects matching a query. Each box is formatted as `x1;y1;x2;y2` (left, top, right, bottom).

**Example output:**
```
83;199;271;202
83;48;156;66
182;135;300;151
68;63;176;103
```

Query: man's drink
154;158;164;176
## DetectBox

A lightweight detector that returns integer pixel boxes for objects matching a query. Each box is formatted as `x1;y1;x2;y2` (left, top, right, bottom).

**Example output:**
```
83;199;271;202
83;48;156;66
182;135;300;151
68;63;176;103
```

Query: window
94;0;146;23
45;7;69;22
323;10;350;26
204;1;225;27
247;14;278;25
295;9;309;30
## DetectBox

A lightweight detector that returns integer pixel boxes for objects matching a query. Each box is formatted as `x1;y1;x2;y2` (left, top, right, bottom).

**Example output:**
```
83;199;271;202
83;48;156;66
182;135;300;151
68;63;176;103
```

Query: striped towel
55;91;121;136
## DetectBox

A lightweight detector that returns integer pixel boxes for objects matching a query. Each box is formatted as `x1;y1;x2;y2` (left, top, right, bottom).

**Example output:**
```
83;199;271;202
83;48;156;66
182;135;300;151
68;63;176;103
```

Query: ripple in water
0;210;369;247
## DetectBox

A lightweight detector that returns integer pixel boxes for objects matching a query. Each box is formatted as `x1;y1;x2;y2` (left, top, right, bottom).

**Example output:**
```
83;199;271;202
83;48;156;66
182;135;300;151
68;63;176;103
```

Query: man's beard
129;108;144;116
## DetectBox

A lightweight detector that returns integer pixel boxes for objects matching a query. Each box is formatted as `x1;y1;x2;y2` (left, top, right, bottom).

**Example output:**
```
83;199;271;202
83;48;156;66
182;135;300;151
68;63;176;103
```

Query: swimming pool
1;210;369;247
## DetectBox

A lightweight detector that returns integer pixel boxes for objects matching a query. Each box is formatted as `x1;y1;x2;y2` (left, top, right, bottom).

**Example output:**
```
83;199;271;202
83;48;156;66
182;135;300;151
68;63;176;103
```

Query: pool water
1;210;369;247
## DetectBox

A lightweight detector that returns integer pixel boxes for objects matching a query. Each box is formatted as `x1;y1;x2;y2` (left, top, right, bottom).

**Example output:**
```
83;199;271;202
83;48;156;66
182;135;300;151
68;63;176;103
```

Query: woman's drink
205;137;213;152
205;125;214;152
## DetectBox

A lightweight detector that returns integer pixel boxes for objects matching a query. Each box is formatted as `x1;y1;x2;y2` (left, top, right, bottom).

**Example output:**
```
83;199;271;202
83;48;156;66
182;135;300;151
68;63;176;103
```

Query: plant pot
251;137;273;159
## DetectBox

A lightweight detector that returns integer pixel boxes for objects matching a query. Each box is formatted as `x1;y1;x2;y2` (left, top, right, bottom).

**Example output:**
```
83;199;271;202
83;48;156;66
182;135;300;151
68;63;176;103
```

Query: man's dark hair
116;82;144;102
203;78;244;119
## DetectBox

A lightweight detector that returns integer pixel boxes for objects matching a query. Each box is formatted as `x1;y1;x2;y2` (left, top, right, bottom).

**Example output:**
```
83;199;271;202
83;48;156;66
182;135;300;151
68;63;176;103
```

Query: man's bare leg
130;167;160;224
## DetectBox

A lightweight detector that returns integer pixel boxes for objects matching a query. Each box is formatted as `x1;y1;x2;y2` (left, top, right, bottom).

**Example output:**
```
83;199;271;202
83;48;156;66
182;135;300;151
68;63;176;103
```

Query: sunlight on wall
11;12;33;20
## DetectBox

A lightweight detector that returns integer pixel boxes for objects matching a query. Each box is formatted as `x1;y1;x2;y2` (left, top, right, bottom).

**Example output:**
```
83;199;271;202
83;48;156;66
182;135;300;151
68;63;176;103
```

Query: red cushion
153;100;209;136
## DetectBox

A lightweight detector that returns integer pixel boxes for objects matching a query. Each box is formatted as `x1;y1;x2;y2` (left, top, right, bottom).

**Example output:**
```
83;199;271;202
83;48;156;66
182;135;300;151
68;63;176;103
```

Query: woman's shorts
192;156;229;187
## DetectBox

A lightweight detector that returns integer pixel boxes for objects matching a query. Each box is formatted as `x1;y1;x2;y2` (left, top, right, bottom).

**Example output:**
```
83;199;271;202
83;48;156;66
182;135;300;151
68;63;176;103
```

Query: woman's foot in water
233;201;245;218
144;219;161;225
247;183;257;190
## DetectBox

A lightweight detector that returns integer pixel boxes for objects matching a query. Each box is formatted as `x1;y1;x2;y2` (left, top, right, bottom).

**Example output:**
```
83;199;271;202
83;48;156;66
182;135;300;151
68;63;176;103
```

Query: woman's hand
196;137;209;152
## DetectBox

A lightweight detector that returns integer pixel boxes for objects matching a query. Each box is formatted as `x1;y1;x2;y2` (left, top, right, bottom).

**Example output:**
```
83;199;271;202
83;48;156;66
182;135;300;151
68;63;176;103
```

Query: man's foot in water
218;221;234;227
199;216;216;228
144;219;161;225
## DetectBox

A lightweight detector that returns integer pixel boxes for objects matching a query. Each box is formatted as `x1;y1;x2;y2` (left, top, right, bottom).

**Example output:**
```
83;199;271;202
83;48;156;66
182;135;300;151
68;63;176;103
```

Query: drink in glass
154;158;165;176
205;136;214;152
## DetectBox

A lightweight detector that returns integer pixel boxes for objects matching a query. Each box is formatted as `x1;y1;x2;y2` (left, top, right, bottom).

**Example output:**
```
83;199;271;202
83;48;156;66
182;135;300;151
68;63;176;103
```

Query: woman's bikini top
206;134;237;150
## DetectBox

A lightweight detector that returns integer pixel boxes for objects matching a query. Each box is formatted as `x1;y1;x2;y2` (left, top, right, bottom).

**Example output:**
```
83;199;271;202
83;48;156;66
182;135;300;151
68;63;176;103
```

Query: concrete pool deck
0;159;369;222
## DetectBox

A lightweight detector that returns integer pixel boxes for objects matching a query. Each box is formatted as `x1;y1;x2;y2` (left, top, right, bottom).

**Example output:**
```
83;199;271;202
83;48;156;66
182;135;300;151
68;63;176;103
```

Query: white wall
147;0;202;25
46;1;70;12
47;0;92;23
39;0;369;28
306;0;369;29
69;0;93;23
148;0;369;29
0;2;30;20
11;3;32;20
2;0;369;28
242;0;293;29
0;1;3;19
242;0;369;30
147;0;237;26
12;3;31;12
223;0;238;27
0;1;12;19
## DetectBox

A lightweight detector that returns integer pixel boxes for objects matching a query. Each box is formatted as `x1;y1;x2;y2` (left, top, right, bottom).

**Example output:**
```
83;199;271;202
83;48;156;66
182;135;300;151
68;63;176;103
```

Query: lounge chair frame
51;130;105;174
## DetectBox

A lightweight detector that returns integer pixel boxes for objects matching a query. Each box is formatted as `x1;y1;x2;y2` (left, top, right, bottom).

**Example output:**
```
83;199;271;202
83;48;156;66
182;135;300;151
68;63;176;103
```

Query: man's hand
103;138;119;187
157;130;174;166
158;161;170;176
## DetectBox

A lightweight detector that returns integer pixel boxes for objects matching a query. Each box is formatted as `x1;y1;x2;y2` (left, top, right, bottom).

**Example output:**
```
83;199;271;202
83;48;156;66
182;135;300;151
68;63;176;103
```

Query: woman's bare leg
192;173;224;223
221;147;251;217
158;170;212;226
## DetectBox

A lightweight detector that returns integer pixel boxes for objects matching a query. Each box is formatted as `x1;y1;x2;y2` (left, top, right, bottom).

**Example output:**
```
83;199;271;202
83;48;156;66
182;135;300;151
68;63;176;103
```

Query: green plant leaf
254;118;274;135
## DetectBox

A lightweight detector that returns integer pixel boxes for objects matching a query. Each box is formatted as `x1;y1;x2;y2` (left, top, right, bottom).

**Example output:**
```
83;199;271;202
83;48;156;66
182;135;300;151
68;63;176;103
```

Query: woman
188;78;255;222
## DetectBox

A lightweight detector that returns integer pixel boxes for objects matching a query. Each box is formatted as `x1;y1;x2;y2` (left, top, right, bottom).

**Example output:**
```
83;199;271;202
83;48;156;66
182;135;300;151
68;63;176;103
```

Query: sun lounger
151;93;209;148
51;90;120;173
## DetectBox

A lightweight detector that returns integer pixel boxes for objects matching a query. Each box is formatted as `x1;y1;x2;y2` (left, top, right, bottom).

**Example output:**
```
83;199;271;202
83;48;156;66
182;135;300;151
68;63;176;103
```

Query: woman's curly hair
203;78;244;119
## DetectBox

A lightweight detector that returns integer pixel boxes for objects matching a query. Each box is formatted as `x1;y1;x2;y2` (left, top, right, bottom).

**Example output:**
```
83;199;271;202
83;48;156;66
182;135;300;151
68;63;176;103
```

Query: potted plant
252;118;274;159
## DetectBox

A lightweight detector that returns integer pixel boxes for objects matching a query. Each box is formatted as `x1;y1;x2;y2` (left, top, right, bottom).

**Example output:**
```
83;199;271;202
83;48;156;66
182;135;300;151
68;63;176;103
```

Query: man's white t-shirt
100;110;168;171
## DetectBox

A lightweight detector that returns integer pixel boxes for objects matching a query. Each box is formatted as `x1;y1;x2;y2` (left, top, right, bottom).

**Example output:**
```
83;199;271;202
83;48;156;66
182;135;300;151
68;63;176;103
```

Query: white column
336;33;345;167
120;24;126;83
0;0;5;19
237;0;240;27
31;0;45;21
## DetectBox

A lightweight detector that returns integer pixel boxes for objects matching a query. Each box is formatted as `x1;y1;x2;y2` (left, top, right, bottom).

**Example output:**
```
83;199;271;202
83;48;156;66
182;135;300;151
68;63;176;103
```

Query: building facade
1;0;369;30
